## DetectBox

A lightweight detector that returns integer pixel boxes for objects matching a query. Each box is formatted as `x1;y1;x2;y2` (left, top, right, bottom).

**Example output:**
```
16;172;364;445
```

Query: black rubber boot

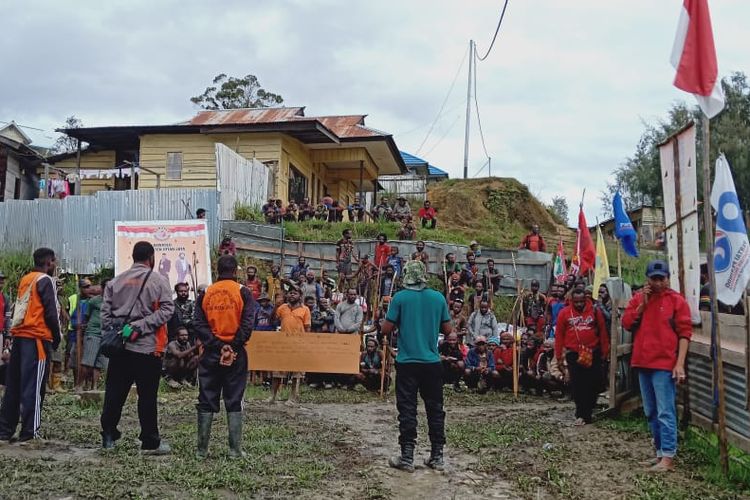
424;443;445;471
196;412;213;459
227;412;246;459
388;442;415;472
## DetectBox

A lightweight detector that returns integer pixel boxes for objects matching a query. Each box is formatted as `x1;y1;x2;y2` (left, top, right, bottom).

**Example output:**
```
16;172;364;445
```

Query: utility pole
462;40;473;179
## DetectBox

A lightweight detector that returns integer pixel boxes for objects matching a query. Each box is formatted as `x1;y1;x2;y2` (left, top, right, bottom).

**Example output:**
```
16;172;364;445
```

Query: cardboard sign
246;331;360;374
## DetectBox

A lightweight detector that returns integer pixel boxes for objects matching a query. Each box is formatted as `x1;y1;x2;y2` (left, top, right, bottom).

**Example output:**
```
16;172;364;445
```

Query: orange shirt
277;304;311;333
201;280;243;343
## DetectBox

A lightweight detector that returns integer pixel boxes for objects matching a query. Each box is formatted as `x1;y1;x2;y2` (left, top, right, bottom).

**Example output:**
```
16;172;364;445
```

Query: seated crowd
259;195;439;234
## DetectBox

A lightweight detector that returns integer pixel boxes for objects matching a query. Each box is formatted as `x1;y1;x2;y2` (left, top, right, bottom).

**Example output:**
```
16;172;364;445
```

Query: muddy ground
0;384;745;499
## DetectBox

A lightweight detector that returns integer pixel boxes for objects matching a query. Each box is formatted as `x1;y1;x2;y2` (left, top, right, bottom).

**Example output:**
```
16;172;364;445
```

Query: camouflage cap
402;260;427;290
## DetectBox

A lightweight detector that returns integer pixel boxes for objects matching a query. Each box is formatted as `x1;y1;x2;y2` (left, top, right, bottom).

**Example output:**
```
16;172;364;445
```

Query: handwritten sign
246;331;361;374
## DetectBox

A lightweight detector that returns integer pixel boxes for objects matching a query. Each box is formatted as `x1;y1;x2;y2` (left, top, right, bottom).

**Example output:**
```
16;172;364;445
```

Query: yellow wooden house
44;107;406;205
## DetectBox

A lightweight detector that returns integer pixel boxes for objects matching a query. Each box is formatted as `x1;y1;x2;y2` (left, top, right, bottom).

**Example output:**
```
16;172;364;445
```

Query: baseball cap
79;278;92;288
646;259;670;278
475;336;487;345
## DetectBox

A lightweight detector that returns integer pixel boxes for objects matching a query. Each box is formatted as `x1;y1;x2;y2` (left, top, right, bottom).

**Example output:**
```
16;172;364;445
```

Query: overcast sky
2;0;748;225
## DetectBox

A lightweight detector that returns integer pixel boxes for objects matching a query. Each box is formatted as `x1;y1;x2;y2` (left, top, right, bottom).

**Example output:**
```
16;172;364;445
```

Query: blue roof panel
399;150;449;178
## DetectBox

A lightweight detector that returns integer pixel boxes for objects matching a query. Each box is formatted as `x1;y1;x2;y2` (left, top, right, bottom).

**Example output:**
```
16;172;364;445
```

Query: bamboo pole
701;114;729;475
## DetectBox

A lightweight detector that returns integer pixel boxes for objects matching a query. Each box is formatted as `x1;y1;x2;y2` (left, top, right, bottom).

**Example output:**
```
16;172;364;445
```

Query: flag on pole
572;206;595;276
592;225;610;299
553;239;568;283
670;0;724;118
710;154;750;306
613;192;639;257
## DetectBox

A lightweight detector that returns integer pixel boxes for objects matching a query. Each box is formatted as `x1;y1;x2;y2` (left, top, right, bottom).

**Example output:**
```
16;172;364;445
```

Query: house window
166;152;183;180
287;164;307;204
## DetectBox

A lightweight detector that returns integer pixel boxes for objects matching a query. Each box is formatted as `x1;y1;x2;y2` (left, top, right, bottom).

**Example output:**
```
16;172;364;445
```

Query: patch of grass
601;411;750;498
9;386;354;499
242;383;382;404
234;201;263;222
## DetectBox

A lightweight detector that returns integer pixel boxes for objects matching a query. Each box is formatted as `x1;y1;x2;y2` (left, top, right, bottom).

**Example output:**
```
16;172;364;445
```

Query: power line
422;114;462;157
415;46;469;155
475;0;510;62
394;100;465;138
472;52;491;161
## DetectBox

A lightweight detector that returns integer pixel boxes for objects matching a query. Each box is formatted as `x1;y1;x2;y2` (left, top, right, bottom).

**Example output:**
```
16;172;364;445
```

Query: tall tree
601;72;750;216
548;195;569;224
52;115;83;153
190;73;284;110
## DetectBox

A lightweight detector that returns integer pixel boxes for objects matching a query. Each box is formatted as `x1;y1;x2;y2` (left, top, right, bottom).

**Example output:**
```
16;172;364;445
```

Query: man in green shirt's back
382;260;452;472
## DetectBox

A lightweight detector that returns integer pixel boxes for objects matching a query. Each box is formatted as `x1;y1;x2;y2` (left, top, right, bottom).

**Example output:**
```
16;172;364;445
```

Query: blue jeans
638;369;677;458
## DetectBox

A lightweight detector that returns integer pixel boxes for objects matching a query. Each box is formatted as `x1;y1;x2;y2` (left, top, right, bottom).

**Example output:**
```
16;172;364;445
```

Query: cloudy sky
2;0;748;224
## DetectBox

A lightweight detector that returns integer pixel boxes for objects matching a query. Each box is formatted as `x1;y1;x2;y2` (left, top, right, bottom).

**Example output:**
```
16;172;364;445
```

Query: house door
288;165;307;204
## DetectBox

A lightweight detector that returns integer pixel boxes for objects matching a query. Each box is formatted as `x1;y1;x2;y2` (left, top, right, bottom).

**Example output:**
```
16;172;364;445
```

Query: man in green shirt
382;260;452;472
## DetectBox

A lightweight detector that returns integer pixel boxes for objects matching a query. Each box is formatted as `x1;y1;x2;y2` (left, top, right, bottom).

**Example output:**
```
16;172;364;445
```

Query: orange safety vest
11;272;54;359
201;280;243;343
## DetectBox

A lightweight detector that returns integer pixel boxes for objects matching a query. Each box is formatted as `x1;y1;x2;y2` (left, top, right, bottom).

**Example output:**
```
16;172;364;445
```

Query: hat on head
487;336;500;346
470;240;478;246
475;336;487;345
79;278;92;288
402;260;428;290
0;270;5;279
258;293;270;302
646;259;670;278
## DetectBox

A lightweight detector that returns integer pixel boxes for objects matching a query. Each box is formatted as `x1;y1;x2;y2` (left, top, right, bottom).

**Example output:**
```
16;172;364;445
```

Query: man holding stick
622;260;691;472
193;255;255;459
382;260;452;472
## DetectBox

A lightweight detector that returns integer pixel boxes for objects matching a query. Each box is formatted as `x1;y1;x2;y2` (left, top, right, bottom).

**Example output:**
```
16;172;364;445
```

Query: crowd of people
0;227;692;471
259;195;439;235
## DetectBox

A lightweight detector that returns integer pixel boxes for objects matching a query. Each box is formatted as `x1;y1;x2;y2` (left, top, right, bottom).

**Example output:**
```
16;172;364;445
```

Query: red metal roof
188;107;306;126
185;108;386;139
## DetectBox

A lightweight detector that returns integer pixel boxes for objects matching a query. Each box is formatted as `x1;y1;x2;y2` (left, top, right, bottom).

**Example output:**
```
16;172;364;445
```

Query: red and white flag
571;206;595;277
670;0;724;118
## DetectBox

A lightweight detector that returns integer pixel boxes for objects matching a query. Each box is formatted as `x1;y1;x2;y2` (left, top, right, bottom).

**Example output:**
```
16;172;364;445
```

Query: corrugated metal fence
215;143;270;218
0;189;219;274
223;220;554;293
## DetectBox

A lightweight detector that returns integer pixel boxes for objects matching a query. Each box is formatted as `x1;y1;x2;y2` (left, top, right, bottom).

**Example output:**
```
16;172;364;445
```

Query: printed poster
114;220;212;294
659;124;701;324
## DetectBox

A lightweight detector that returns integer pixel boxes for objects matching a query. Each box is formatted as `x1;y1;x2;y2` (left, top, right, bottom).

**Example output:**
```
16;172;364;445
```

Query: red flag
572;207;595;276
670;0;724;118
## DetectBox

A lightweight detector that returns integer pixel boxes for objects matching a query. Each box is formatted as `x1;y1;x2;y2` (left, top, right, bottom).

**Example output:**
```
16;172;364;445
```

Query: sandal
573;418;586;427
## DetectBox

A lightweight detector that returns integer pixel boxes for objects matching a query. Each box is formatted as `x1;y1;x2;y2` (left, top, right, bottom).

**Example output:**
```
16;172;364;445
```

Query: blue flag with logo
613;192;638;257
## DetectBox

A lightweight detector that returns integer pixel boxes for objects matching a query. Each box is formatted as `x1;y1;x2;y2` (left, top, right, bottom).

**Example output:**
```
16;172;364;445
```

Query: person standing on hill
622;260;691;473
0;248;61;443
382;260;452;472
519;224;547;252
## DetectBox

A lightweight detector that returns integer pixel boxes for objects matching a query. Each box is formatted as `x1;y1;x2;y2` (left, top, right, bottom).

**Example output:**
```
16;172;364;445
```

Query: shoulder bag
100;270;152;358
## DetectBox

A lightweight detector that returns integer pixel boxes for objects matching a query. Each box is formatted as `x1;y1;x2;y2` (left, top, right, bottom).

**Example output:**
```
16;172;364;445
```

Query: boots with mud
196;412;213;459
389;441;415;472
227;412;246;459
424;443;444;471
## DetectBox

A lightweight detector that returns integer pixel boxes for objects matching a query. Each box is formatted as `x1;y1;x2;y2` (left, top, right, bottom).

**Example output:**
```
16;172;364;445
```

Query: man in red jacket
555;288;609;426
622;259;691;472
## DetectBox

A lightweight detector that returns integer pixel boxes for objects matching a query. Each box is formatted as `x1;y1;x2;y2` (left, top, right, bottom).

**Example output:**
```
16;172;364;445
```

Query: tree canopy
190;73;284;110
602;71;750;215
52;115;83;153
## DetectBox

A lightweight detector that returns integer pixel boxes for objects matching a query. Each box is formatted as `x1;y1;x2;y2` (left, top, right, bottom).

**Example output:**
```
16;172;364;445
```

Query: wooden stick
75;276;82;391
701;115;729;475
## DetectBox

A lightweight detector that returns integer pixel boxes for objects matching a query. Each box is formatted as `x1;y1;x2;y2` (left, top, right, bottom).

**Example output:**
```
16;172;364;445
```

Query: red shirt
622;288;692;371
520;233;546;252
374;243;391;267
245;278;262;300
554;301;609;360
493;345;514;370
418;207;437;220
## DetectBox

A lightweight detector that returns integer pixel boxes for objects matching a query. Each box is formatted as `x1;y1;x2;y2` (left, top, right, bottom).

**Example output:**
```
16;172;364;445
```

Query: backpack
11;274;47;329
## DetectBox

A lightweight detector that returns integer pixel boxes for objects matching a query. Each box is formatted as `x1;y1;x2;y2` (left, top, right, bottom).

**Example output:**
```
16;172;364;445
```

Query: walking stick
379;295;393;397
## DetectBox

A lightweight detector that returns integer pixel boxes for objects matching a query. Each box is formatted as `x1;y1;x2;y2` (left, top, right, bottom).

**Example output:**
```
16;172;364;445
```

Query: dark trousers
101;350;162;449
441;360;463;384
566;351;602;423
197;349;248;413
0;338;50;440
395;362;445;446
